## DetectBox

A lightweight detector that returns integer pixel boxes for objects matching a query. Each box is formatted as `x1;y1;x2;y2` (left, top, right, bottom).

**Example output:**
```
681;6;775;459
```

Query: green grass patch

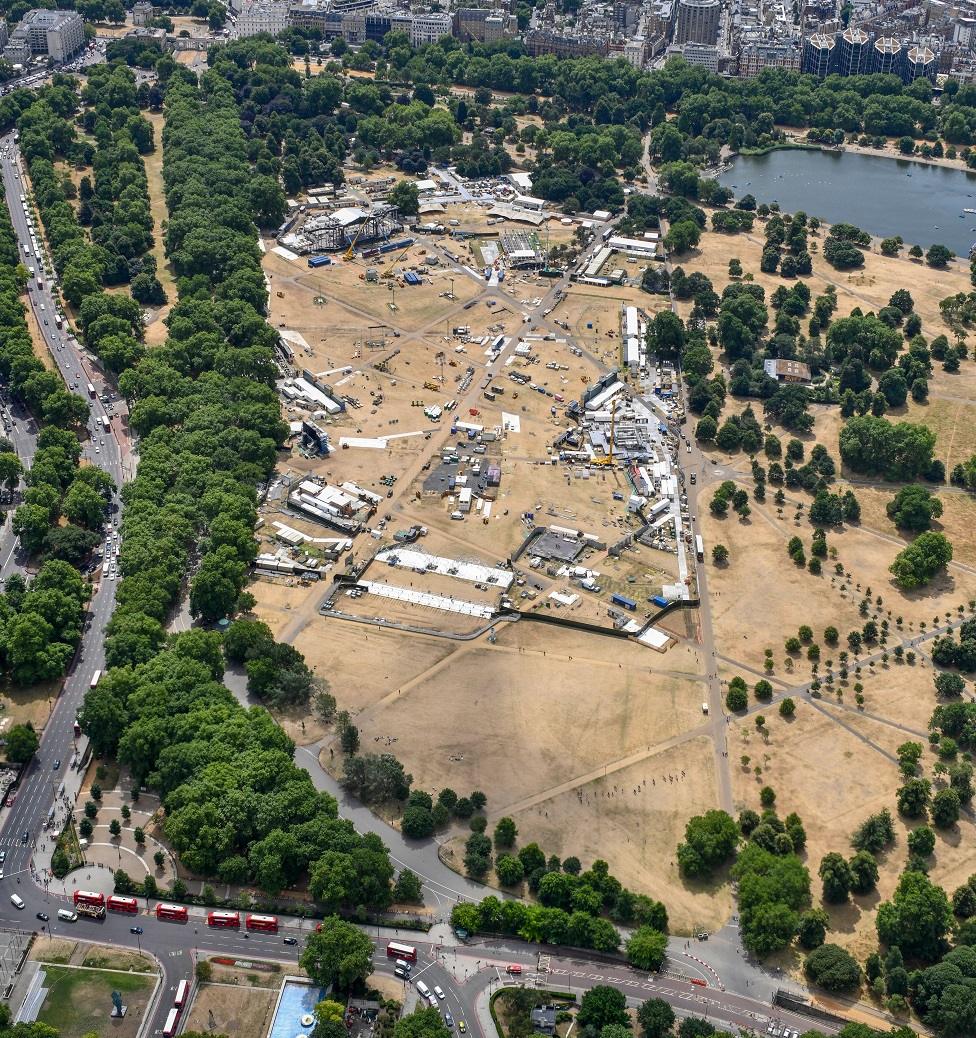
37;966;156;1038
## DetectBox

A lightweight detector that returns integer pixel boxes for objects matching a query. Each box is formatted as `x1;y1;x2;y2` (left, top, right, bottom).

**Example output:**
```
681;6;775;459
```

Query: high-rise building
872;35;902;76
836;25;870;75
802;32;835;76
3;9;84;64
904;44;937;83
674;0;720;45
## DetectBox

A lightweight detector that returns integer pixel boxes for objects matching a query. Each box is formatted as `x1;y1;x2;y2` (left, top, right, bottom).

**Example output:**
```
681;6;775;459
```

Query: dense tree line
71;72;396;903
80;65;162;307
13;424;113;558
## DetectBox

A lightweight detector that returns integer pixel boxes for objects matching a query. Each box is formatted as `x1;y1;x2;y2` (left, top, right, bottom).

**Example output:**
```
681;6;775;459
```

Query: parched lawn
37;966;156;1038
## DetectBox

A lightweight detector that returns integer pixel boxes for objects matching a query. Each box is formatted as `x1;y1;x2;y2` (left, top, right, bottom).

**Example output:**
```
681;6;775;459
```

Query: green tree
495;854;525;887
299;917;374;989
932;787;961;828
676;810;739;878
886;485;943;531
637;999;675;1038
494;816;518;848
646;311;685;359
577;986;629;1032
804;944;861;992
876;870;953;962
393;1007;452;1038
4;723;39;763
848;850;879;894
796;908;829;949
819;852;852;903
926;243;954;268
897;777;932;817
626;926;667;971
388;181;420;217
890;532;953;589
907;826;936;857
393;869;423;904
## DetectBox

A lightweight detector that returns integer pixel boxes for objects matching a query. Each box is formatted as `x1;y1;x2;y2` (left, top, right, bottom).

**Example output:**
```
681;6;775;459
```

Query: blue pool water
268;980;327;1038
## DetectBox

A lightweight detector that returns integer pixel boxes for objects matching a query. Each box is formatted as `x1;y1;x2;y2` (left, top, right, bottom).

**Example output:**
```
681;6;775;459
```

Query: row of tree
69;71;396;902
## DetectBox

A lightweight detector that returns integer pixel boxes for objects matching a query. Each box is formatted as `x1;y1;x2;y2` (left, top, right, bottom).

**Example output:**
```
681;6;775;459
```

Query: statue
111;990;127;1018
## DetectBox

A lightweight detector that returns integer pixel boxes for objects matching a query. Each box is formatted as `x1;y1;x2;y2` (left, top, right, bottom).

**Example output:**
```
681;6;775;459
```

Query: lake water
717;148;976;256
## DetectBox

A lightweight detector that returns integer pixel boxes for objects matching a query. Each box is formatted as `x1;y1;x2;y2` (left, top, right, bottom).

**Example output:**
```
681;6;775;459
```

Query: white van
57;909;77;922
416;981;431;999
9;894;24;909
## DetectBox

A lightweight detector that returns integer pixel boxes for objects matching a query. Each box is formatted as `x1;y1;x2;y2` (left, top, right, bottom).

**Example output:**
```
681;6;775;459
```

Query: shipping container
307;255;331;267
610;593;636;611
650;595;669;608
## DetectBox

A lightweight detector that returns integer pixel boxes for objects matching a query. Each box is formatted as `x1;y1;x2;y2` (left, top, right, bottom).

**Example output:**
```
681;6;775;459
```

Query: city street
0;130;127;929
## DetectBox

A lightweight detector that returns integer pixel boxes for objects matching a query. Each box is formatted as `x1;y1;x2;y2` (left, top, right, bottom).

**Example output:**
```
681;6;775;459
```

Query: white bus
100;415;110;432
89;670;101;689
163;1008;179;1037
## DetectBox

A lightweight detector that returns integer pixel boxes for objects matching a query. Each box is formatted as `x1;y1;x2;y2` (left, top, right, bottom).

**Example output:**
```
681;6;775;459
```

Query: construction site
255;185;698;646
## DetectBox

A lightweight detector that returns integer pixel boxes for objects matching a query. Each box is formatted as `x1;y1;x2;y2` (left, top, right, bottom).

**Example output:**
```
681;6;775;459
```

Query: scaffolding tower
295;205;403;254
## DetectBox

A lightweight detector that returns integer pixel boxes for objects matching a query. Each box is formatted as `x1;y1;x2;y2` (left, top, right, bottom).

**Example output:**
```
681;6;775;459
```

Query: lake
717;147;976;257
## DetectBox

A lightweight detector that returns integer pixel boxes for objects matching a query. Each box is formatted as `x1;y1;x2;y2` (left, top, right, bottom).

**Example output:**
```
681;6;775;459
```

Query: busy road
0;132;126;922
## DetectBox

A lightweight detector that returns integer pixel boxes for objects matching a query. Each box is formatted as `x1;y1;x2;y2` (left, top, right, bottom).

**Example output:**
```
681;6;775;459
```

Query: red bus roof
73;890;105;904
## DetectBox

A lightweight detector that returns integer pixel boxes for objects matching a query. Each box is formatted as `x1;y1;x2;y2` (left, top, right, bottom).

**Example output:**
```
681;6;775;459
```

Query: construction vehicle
382;243;414;279
593;398;618;467
423;380;439;391
344;222;368;261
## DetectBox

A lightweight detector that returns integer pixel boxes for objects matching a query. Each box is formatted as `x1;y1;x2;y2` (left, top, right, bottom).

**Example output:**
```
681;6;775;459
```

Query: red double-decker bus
156;903;188;922
73;890;105;907
386;941;418;963
246;914;278;933
163;1009;179;1038
207;911;240;929
174;980;190;1009
106;895;139;914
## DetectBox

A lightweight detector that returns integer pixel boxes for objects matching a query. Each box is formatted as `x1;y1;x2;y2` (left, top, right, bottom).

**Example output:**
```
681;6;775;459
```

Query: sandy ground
675;225;966;338
251;169;976;943
183;984;277;1038
299;614;721;931
141;111;176;345
681;217;976;963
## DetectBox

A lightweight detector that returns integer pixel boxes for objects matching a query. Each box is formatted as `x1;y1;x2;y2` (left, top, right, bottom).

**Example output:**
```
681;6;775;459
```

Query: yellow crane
381;243;413;279
343;221;367;261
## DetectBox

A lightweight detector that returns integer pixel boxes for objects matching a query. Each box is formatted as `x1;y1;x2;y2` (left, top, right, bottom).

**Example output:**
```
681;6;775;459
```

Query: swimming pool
267;979;327;1038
